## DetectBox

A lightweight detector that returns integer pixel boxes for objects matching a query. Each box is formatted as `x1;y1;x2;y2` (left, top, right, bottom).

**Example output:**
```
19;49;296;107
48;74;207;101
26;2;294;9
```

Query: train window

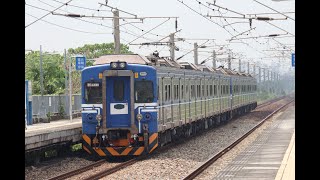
173;85;176;100
174;85;178;100
168;85;171;101
135;80;154;103
176;85;179;100
191;85;195;98
165;85;168;101
210;85;213;96
181;85;184;99
114;80;124;101
223;85;225;95
202;85;205;97
197;85;201;98
85;82;102;104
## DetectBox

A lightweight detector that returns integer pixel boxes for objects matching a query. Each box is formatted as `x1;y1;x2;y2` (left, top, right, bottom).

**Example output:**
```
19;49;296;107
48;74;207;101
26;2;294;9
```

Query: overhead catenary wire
25;2;158;42
50;0;110;12
176;40;209;60
30;0;162;42
265;21;295;37
253;0;295;21
126;18;171;45
176;0;234;37
190;1;269;57
25;0;73;28
206;1;245;17
25;12;112;34
98;2;138;17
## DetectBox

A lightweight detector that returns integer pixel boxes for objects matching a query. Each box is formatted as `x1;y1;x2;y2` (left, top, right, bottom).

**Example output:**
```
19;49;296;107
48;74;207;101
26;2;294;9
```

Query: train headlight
136;114;143;121
110;62;118;69
110;61;126;69
119;62;126;68
96;114;102;121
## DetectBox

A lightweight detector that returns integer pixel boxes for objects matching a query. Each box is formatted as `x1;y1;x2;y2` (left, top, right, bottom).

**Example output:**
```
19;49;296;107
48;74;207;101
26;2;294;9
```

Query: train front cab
81;62;159;157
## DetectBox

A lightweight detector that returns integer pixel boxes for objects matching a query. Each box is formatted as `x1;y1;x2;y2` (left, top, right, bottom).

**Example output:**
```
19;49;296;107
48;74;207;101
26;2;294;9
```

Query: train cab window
85;82;102;104
114;80;124;101
135;80;154;103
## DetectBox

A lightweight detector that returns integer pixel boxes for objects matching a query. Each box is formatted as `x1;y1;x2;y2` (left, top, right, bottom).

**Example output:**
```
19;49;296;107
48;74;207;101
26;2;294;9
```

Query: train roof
93;54;151;65
92;54;254;78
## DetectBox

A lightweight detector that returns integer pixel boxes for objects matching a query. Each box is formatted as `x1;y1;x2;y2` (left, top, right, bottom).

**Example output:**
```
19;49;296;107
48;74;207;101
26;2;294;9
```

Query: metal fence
32;94;82;118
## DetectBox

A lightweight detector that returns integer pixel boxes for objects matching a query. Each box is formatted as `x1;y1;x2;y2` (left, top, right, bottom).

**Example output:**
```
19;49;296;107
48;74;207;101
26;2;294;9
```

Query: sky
25;0;295;75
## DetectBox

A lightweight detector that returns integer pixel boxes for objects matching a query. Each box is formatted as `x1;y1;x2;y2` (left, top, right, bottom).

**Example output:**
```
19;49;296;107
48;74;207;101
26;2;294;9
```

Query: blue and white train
81;54;257;157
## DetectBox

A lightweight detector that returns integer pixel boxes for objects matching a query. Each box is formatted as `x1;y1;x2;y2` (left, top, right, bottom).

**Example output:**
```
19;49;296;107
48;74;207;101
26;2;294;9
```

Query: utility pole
239;59;241;72
113;9;121;54
40;45;43;96
64;49;68;118
169;33;175;61
69;56;72;121
228;50;231;69
212;50;216;68
194;43;198;65
253;64;256;79
258;66;261;83
40;45;46;120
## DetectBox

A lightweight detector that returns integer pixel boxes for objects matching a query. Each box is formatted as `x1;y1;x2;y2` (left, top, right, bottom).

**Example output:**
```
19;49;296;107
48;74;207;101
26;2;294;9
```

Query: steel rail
182;98;294;180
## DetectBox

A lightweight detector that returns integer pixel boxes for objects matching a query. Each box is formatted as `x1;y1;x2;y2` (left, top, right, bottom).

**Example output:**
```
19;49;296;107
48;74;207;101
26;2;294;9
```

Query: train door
106;76;131;128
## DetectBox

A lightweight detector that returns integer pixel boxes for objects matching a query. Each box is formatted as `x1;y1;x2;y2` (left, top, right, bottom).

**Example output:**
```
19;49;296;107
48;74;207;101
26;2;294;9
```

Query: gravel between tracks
100;98;291;180
25;156;96;180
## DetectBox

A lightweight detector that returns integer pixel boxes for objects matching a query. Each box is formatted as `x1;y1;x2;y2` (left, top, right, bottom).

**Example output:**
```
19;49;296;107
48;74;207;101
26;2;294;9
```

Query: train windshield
135;80;154;103
85;82;102;103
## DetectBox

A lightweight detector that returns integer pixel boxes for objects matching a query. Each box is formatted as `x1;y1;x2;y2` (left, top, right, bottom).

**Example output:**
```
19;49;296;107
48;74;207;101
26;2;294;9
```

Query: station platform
25;117;82;152
214;103;295;180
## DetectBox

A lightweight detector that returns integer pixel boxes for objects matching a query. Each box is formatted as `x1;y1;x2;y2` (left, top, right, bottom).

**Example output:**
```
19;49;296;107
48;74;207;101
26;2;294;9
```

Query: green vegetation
25;43;132;95
71;143;82;152
257;90;279;104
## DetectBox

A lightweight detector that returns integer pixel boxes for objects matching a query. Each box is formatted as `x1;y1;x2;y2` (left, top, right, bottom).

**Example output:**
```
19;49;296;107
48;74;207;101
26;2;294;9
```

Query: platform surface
214;103;295;180
25;117;82;151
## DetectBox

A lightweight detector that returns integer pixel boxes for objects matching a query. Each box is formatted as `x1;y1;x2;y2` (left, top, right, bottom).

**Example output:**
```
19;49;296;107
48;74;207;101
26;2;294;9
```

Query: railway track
47;96;289;180
82;158;139;180
182;98;295;180
256;95;285;109
48;159;106;180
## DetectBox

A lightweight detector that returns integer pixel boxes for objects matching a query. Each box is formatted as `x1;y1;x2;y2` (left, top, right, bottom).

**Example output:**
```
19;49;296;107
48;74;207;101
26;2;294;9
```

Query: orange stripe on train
133;147;144;155
82;134;91;145
94;148;106;156
148;133;158;144
121;147;133;155
107;147;120;156
149;143;158;153
83;146;92;154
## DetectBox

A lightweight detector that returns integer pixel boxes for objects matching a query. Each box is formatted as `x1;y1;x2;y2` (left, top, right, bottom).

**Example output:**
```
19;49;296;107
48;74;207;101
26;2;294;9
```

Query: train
81;53;257;157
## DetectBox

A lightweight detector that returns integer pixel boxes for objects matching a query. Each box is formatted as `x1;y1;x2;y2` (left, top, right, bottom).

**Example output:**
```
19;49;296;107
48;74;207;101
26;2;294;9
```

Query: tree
25;51;65;95
25;43;133;95
67;43;132;59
